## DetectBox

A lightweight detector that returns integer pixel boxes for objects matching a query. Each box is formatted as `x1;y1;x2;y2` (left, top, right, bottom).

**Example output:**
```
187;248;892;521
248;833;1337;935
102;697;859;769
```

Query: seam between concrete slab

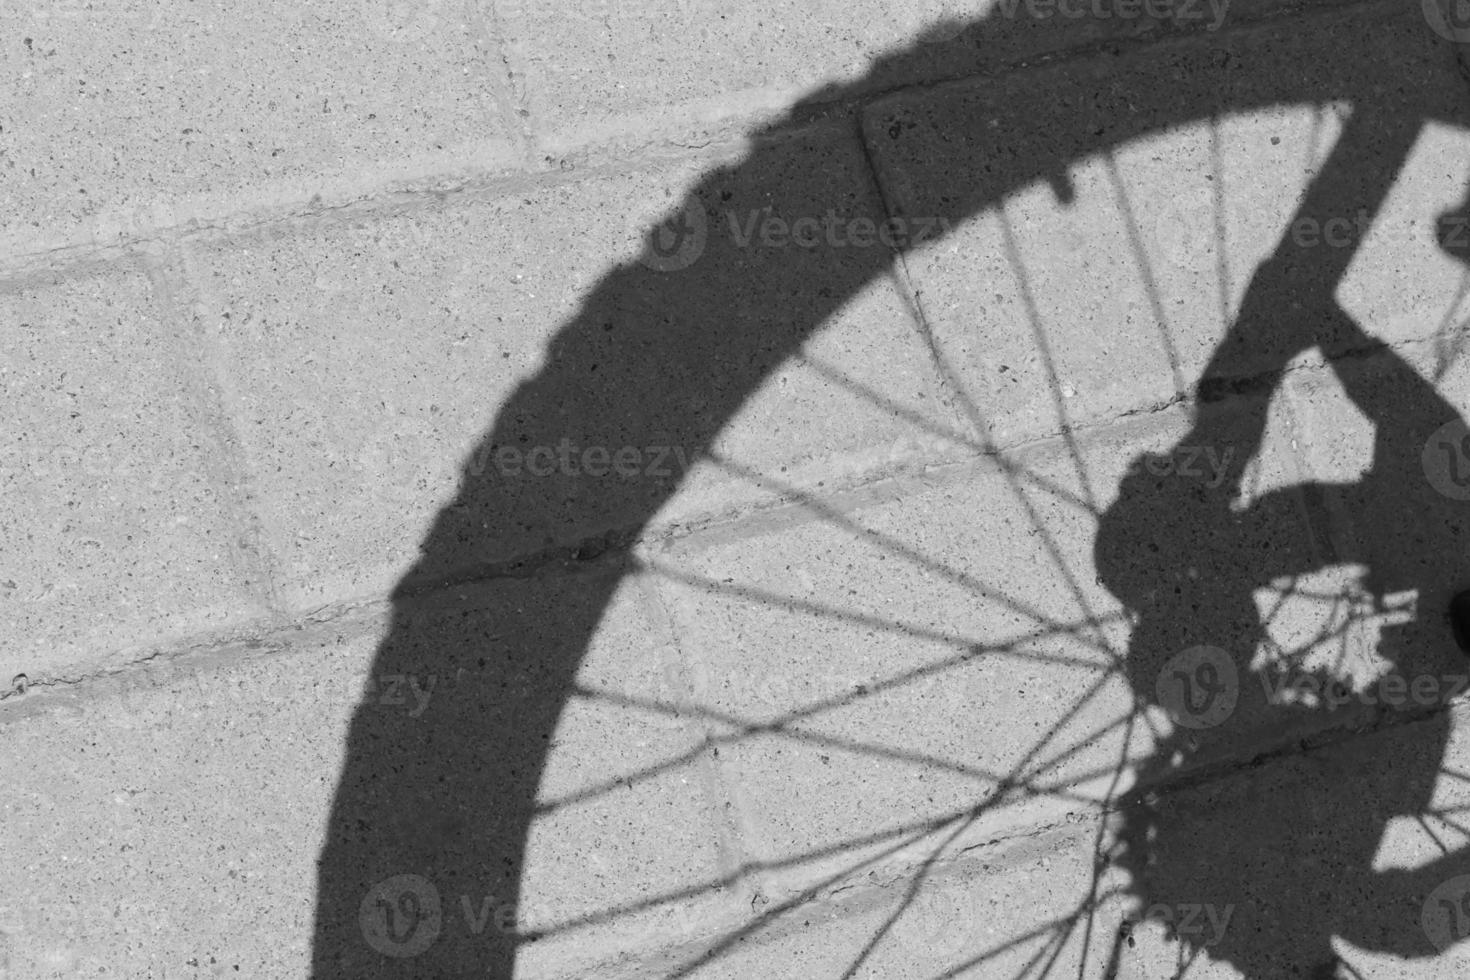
0;144;727;285
138;244;289;628
1277;356;1370;620
0;335;1439;705
0;138;525;275
644;393;1192;557
0;605;376;717
518;0;1398;176
855;107;991;457
631;571;763;912
467;0;537;160
1121;694;1470;809
0;0;1403;288
0;112;875;286
547;696;1470;977
854;0;1407;118
166;238;293;626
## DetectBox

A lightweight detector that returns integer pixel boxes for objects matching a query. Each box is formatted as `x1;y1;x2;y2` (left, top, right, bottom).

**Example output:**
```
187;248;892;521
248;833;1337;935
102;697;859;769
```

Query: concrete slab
0;569;740;979
0;264;264;685
0;0;521;255
187;121;959;611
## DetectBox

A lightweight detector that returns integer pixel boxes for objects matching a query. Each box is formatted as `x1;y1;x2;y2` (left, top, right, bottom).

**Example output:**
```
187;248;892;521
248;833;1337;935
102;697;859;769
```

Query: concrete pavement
6;0;1470;975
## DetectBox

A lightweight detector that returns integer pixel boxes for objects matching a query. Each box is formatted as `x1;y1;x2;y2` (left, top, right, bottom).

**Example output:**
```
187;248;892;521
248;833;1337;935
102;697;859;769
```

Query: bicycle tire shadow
311;3;1470;977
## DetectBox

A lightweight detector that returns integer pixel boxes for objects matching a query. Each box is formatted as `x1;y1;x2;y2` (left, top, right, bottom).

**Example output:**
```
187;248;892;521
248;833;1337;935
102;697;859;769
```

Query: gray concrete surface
5;0;1470;976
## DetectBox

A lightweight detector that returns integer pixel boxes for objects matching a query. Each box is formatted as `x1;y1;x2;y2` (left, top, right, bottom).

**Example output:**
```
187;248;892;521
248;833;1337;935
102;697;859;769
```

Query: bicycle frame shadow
1098;103;1470;978
311;2;1470;977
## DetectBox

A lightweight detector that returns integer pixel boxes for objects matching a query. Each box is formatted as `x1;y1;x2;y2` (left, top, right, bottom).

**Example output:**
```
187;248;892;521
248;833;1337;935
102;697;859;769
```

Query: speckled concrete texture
0;266;267;685
5;0;1470;977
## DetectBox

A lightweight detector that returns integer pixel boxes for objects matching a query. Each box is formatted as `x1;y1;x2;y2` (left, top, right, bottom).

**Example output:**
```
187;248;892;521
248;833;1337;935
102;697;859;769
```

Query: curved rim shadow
312;4;1470;978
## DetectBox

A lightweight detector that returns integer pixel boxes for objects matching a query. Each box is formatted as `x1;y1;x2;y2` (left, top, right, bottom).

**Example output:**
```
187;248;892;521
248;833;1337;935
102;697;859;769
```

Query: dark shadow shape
1098;105;1470;978
311;4;1470;977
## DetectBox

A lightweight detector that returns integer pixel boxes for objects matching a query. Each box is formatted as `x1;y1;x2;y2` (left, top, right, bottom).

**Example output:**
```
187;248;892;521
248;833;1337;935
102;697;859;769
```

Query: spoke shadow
311;4;1470;978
